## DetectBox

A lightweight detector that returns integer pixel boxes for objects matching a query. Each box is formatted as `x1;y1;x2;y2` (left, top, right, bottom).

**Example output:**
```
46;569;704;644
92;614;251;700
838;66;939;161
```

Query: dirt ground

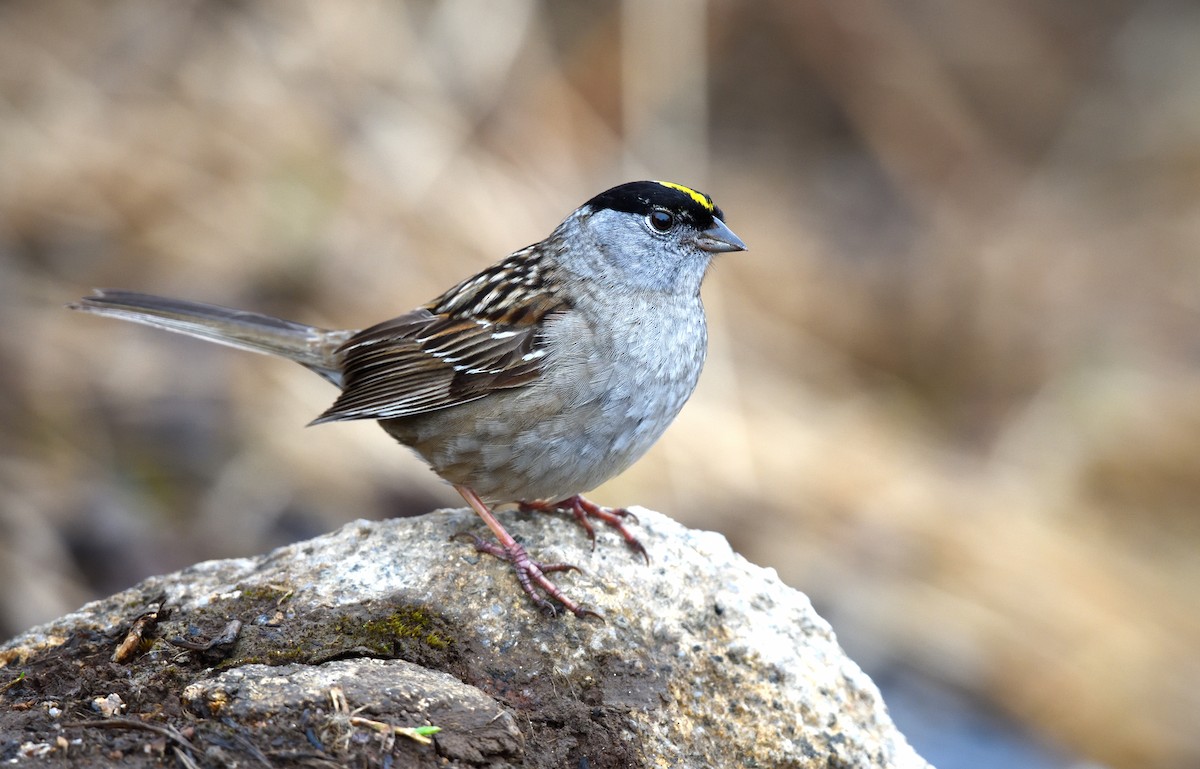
0;586;641;768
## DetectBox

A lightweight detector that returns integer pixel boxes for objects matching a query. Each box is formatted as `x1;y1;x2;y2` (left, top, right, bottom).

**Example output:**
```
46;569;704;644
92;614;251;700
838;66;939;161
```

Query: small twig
226;726;275;768
1;671;26;694
167;619;242;652
329;686;348;715
348;716;441;746
172;745;202;769
65;717;199;754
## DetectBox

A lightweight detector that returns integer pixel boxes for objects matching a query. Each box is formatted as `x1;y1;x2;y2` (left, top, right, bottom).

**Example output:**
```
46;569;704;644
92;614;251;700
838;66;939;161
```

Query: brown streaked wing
311;298;563;423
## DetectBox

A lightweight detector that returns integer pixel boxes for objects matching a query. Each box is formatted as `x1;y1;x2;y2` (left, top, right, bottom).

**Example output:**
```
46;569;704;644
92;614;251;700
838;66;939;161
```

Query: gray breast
382;293;708;503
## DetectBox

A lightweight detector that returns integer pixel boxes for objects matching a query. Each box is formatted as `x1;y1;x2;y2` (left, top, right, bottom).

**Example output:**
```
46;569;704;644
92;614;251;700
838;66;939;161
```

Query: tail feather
69;289;350;383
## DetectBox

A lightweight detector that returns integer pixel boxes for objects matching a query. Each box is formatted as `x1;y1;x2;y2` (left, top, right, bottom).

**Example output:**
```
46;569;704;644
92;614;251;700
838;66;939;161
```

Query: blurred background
2;1;1198;767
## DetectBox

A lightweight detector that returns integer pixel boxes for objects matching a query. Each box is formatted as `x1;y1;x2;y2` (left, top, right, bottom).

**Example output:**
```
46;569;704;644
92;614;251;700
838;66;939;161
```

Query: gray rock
0;507;931;768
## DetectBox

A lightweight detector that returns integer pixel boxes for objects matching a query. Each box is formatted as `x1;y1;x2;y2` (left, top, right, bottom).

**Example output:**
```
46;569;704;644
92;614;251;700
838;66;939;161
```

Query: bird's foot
452;532;602;620
519;495;648;564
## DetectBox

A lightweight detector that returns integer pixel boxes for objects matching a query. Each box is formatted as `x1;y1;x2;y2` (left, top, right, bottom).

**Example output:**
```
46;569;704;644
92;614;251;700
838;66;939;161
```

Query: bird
70;180;746;617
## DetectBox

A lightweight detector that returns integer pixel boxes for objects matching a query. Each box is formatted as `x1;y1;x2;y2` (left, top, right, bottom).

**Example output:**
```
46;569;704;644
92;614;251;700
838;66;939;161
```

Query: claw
452;486;603;620
521;495;649;564
453;534;600;619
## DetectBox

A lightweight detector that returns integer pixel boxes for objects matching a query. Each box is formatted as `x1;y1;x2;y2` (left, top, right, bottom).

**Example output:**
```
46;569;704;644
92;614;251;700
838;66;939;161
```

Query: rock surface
0;507;930;768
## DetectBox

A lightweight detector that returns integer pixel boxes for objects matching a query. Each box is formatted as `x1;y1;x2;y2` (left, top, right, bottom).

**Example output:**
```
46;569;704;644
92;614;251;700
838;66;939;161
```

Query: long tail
69;289;351;384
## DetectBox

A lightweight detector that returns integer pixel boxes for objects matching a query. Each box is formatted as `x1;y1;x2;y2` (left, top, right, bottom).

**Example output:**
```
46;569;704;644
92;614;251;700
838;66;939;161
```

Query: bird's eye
648;209;675;233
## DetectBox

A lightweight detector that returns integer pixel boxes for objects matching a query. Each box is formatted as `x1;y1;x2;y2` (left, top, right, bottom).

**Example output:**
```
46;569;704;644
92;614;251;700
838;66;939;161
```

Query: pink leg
453;485;601;619
519;495;648;564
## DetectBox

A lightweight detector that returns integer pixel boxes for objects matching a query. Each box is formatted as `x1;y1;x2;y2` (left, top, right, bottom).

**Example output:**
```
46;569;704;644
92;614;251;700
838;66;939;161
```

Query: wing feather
311;290;565;423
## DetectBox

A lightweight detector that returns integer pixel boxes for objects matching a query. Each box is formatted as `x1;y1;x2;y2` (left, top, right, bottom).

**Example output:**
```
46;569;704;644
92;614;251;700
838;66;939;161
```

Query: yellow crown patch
655;181;714;213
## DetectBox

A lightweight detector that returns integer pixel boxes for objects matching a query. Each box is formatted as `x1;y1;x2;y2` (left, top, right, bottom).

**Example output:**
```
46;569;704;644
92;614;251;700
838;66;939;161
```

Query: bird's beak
694;217;747;253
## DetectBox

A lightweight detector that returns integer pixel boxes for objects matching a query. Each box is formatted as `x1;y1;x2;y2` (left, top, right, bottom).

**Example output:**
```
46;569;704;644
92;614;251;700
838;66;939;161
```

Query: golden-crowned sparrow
71;180;746;617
